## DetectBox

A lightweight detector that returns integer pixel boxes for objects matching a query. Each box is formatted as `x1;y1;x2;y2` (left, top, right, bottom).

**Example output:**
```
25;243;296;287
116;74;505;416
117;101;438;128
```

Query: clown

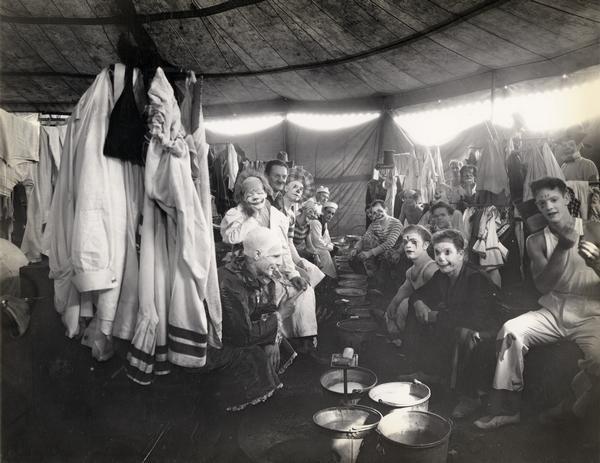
220;169;319;343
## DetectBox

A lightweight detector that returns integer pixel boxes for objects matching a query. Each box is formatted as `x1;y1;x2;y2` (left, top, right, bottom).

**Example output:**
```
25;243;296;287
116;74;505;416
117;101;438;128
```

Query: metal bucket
368;380;431;412
377;410;452;463
320;367;378;403
313;405;382;463
336;318;378;352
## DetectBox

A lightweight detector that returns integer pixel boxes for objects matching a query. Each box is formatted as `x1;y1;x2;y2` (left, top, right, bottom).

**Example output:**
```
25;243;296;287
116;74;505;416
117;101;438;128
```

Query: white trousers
493;308;600;416
274;281;318;338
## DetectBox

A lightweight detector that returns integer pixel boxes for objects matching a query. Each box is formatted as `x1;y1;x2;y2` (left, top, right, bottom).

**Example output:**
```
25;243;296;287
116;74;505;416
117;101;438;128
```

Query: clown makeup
323;207;336;223
371;202;386;221
433;240;464;279
534;187;570;224
285;180;304;203
402;232;428;261
242;177;267;210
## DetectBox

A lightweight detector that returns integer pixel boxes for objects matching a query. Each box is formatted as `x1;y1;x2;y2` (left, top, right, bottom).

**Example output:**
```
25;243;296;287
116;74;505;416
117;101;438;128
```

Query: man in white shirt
307;201;338;279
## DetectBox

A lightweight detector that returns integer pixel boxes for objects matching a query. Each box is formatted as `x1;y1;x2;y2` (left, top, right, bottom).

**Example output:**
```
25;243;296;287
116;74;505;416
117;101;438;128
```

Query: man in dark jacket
405;229;507;419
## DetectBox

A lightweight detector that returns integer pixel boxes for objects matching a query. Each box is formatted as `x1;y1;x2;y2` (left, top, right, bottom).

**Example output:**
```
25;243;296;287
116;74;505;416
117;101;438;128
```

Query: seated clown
404;229;506;419
220;169;319;353
293;200;320;263
210;227;296;411
280;179;326;288
349;199;403;277
307;201;338;280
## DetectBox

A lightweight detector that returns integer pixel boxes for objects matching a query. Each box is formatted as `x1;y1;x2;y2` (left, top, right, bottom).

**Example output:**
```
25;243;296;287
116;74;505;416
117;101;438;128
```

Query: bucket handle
348;423;375;433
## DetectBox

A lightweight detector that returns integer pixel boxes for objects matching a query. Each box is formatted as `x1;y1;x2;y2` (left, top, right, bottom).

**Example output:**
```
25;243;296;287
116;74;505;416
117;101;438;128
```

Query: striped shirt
293;219;310;248
360;215;403;257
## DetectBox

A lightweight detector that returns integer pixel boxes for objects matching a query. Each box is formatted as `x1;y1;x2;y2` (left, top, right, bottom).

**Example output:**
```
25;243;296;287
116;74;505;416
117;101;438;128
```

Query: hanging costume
522;141;564;201
127;68;212;383
21;125;67;262
179;71;223;351
46;66;144;360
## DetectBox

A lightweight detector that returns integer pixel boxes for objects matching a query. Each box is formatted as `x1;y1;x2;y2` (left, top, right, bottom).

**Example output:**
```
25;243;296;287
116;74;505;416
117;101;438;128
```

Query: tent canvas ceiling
0;0;598;115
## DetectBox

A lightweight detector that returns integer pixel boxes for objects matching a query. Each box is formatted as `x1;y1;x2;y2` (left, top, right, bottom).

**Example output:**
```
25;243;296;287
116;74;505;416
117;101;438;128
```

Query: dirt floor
2;262;599;462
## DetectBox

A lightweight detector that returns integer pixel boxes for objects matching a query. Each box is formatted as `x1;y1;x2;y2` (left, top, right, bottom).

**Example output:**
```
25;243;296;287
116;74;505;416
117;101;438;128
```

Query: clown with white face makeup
349;200;403;277
407;229;504;421
281;179;326;287
220;169;319;342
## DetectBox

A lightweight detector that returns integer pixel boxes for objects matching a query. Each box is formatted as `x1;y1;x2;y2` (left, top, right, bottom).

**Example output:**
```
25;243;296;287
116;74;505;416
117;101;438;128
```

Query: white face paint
534;187;570;224
243;179;267;210
285;181;304;203
434;240;464;278
402;232;428;261
323;207;336;222
371;204;386;221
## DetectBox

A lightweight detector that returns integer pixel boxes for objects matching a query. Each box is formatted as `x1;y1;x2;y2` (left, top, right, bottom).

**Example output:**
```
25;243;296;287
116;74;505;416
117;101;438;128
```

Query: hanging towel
226;143;239;191
0;108;40;166
21;125;67;261
417;147;436;203
432;146;445;185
